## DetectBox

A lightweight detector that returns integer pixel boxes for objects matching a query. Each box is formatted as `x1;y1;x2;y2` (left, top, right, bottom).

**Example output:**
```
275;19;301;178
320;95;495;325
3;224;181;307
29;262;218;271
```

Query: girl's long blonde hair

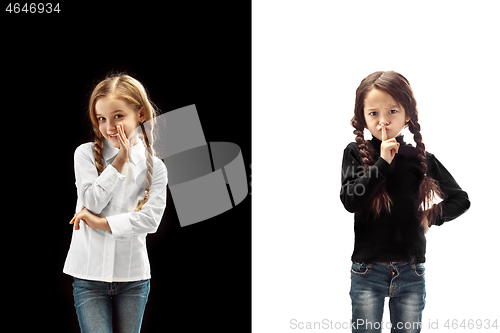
88;74;159;211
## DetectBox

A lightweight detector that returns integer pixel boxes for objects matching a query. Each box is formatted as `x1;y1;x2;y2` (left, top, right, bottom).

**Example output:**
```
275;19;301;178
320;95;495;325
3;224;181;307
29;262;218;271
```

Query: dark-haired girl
340;71;470;333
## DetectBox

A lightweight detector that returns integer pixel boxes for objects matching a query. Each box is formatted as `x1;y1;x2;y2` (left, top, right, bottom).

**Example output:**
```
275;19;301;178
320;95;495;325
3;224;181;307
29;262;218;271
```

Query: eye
368;111;378;116
389;109;398;114
114;114;123;119
98;117;106;122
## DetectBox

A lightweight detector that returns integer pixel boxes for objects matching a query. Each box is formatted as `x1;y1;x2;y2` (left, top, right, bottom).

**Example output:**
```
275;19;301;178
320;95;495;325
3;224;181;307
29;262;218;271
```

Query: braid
352;119;373;168
93;134;105;175
134;122;154;211
351;117;392;214
408;117;443;226
407;118;427;174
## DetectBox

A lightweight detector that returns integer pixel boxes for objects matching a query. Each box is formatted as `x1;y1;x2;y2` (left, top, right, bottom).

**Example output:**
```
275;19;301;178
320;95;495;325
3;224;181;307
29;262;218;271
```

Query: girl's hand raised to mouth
112;124;130;173
379;124;400;164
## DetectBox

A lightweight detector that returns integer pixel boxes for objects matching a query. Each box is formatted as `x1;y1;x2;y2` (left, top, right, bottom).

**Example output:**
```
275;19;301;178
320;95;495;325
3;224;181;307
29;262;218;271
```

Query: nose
106;120;121;133
106;124;118;134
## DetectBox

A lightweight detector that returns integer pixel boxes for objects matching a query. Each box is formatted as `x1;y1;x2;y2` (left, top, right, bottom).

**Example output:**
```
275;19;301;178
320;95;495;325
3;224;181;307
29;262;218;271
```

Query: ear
404;116;411;127
138;107;145;123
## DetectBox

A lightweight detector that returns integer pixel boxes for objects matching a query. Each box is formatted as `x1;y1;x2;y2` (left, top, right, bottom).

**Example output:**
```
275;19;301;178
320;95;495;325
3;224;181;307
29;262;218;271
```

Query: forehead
95;96;134;115
364;88;399;109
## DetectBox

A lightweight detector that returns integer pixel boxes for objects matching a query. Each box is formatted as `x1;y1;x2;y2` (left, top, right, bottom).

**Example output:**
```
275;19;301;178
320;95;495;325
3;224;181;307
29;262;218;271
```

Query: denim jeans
350;262;426;333
72;277;150;333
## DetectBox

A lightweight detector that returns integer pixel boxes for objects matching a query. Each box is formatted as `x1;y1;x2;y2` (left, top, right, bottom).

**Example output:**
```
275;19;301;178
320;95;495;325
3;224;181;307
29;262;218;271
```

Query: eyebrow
95;110;124;117
366;105;400;111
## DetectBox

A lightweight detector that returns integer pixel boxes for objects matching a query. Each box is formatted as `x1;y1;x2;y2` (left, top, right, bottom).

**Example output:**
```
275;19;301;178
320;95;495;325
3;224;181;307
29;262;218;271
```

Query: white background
253;0;499;331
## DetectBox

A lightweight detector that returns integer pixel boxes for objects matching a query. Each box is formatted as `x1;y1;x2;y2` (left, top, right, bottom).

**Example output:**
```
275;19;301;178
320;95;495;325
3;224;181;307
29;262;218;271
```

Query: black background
2;2;251;332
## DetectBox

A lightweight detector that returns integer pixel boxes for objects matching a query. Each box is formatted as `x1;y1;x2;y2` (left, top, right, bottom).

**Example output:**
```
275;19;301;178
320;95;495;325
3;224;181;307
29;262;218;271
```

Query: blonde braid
134;122;154;211
93;133;105;175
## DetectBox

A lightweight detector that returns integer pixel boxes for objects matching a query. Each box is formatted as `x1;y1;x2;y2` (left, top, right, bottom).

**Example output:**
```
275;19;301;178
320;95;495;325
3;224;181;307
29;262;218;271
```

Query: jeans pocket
351;262;371;276
122;279;151;298
411;263;425;278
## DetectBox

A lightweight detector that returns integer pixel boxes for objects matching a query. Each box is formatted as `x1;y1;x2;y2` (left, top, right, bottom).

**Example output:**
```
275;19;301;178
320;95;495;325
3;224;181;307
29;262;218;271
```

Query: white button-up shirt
63;139;168;282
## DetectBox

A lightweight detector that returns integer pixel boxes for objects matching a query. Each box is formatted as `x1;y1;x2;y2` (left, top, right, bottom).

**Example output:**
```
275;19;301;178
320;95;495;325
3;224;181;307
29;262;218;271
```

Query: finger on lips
381;125;387;141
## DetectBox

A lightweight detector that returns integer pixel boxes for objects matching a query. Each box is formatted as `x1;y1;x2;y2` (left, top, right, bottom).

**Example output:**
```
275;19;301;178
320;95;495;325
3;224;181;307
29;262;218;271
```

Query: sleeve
74;143;126;214
106;159;168;239
427;153;471;226
340;142;391;213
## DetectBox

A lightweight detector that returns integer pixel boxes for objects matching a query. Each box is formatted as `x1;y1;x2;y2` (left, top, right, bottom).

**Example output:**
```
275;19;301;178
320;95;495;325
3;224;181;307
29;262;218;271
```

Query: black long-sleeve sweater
340;136;470;263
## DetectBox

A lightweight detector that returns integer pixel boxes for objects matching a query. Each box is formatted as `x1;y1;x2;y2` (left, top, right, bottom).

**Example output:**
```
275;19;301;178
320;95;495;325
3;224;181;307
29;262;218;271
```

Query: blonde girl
341;71;470;333
63;74;168;333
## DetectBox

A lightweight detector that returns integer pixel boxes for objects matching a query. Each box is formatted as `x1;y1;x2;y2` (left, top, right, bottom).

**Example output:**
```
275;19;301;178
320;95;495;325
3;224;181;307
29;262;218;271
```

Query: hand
112;124;130;173
69;207;111;232
380;125;400;164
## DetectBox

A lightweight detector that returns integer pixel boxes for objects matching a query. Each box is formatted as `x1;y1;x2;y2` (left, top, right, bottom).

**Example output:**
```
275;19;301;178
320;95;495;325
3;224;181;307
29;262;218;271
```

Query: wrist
112;157;126;173
100;217;111;232
380;155;392;164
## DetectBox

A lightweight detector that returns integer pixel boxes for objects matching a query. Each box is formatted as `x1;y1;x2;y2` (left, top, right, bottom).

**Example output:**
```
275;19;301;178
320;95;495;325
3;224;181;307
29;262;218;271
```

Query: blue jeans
72;277;150;333
350;262;426;333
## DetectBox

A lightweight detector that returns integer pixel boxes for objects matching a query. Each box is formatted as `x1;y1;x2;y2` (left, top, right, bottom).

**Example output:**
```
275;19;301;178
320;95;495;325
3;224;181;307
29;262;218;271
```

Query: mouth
108;133;118;140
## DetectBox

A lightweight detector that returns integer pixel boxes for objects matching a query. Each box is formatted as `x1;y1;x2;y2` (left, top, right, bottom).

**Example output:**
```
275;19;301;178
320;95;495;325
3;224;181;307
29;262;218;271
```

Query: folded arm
340;143;391;213
74;143;125;214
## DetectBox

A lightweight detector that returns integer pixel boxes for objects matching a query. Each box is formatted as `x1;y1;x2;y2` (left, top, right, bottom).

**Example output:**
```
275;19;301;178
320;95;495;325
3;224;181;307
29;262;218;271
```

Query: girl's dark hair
351;71;442;226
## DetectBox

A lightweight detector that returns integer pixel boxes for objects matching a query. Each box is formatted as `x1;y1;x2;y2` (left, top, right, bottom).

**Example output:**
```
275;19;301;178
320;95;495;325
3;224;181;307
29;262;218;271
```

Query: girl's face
95;96;144;148
363;88;409;141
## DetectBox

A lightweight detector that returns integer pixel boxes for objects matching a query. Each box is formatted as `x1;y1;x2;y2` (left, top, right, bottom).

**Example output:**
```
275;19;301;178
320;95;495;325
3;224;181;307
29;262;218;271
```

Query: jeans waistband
371;262;413;267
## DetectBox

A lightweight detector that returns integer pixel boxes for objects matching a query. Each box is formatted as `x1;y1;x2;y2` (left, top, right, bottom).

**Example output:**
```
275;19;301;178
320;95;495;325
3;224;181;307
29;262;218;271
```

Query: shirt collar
129;139;146;165
103;139;146;165
103;139;119;162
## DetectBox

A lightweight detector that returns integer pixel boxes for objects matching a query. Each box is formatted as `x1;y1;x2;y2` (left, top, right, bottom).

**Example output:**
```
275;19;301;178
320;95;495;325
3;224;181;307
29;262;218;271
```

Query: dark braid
407;117;443;226
352;119;373;168
351;117;392;214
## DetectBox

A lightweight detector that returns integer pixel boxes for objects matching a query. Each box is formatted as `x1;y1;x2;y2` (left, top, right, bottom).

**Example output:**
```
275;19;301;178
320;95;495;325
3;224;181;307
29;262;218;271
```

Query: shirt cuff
106;213;133;240
373;157;391;177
